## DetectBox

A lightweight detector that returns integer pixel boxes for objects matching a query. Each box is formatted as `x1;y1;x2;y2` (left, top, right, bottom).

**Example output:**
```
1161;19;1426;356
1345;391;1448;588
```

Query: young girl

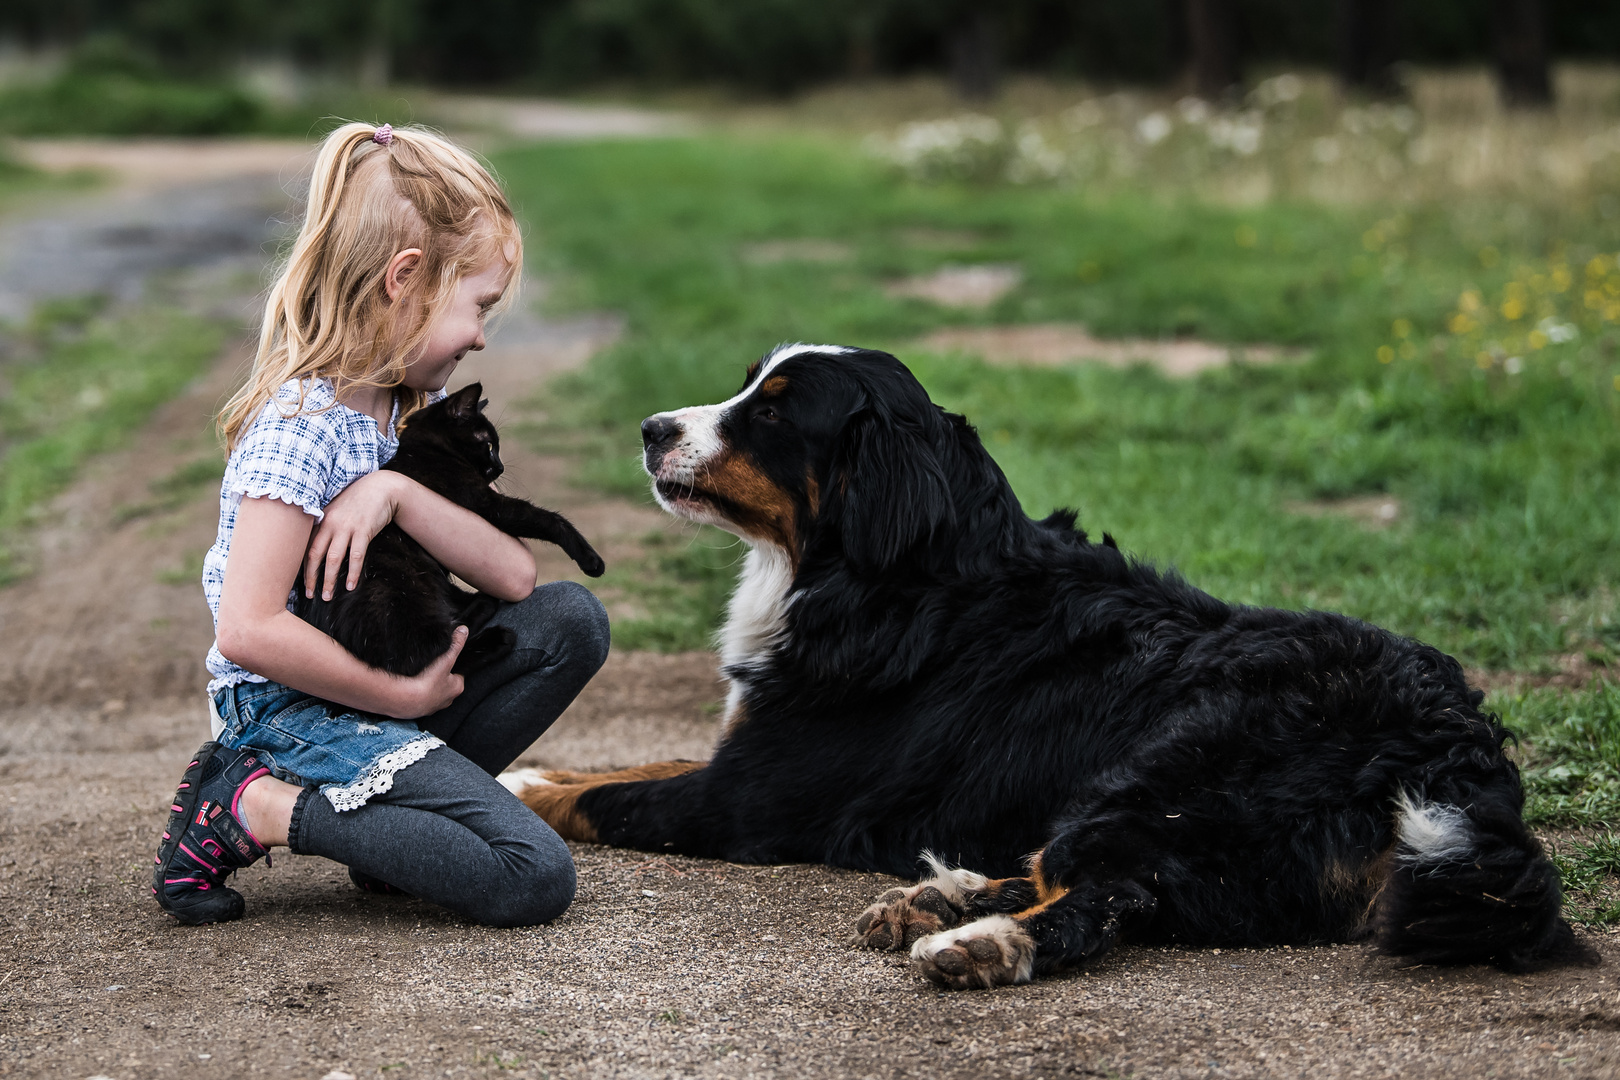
151;122;609;928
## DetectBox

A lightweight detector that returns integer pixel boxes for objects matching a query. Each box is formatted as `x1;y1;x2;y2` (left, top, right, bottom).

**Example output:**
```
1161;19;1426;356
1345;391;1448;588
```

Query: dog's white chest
717;544;794;731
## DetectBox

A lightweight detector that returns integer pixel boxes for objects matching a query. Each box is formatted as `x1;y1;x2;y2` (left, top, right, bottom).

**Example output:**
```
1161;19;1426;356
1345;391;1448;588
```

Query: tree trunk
1493;0;1553;107
1337;0;1401;97
950;10;999;102
1185;0;1239;100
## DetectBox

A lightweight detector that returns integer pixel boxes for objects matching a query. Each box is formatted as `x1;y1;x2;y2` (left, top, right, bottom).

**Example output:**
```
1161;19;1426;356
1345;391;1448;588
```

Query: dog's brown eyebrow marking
760;375;789;395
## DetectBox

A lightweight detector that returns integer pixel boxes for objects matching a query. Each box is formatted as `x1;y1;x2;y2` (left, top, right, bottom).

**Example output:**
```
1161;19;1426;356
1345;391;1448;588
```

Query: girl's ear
384;248;425;302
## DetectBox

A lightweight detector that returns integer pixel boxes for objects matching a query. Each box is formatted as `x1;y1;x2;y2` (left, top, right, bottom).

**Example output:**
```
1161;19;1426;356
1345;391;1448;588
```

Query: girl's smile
404;259;515;392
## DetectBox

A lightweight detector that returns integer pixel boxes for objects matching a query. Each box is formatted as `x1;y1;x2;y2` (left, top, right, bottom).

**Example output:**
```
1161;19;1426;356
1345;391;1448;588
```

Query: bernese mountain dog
504;343;1593;989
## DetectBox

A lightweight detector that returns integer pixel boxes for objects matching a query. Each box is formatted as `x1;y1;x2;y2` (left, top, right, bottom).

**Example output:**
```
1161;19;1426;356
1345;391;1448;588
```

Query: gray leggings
287;581;609;928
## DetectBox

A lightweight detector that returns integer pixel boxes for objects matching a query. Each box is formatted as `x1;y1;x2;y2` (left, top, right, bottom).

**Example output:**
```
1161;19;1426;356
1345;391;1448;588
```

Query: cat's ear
445;383;483;422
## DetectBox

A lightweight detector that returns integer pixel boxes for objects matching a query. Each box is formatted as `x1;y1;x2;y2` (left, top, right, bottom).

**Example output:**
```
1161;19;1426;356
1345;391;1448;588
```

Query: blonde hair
221;122;522;449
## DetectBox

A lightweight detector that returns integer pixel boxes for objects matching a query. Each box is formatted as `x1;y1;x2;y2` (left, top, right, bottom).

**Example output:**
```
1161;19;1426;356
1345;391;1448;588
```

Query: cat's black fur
293;383;604;676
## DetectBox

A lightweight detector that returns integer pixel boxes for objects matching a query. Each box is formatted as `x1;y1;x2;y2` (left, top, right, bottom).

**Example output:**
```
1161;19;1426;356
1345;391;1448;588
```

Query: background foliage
1;0;1617;94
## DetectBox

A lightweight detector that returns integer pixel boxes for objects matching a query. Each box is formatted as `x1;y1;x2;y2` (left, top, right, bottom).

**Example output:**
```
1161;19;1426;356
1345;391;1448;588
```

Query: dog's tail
1372;787;1596;970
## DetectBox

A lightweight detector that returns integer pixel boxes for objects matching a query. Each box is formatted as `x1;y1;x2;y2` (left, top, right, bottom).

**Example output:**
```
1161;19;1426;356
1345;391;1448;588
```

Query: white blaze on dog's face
640;343;852;551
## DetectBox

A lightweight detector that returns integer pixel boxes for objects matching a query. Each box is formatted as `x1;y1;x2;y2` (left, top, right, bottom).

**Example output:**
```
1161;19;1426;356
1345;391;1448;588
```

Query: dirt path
5;138;1620;1080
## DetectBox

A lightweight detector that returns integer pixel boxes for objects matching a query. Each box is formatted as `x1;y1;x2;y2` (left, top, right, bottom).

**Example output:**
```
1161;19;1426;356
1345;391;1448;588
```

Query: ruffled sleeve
224;396;341;520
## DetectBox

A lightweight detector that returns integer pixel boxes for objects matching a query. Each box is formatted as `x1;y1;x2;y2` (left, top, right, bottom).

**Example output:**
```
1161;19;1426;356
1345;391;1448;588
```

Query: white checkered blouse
202;378;441;694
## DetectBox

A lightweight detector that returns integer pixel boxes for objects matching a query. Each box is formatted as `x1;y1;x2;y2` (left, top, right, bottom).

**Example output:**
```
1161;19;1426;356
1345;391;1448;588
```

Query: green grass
591;527;745;652
1501;682;1620;923
497;133;1620;669
0;300;227;581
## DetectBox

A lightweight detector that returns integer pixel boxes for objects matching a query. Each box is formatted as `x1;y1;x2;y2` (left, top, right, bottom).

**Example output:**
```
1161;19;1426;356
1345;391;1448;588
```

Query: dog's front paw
852;883;965;951
911;916;1035;990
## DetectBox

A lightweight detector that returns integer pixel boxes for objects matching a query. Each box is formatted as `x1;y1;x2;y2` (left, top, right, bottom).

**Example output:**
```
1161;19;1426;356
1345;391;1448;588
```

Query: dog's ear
830;405;956;572
445;383;483;422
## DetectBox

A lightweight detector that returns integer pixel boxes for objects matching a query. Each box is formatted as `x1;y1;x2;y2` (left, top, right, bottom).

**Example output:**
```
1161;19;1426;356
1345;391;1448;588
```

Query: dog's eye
755;407;780;423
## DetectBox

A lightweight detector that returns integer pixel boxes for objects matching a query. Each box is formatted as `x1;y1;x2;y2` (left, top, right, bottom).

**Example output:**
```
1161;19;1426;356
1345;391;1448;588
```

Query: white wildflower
1176;97;1210;125
1537;317;1578;344
1136;112;1172;146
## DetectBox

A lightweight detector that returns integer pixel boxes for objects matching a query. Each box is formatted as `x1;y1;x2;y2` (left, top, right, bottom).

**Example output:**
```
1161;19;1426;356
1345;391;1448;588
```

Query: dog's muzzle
641;414;682;474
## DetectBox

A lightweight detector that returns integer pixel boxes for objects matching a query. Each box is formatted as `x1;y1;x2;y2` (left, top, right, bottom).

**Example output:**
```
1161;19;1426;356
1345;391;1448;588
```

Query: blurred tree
1185;0;1239;99
1493;0;1552;106
1338;0;1401;96
0;0;1614;97
947;4;999;100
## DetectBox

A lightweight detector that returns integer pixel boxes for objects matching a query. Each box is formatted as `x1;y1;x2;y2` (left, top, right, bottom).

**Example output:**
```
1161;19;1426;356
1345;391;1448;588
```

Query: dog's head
642;344;981;573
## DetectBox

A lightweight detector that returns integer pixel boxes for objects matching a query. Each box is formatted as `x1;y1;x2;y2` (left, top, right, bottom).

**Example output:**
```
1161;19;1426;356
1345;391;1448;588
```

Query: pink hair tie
372;124;394;146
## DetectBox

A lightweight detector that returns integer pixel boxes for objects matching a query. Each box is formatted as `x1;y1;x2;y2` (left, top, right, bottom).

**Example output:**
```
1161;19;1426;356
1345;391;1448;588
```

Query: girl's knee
480;849;576;928
526;580;610;673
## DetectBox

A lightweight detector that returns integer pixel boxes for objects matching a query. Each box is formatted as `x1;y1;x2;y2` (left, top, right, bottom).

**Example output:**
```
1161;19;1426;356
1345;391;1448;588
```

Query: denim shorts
211;680;444;812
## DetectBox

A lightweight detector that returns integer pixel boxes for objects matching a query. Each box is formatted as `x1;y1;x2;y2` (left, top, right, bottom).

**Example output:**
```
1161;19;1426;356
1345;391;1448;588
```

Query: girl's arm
302;470;537;603
216;496;468;719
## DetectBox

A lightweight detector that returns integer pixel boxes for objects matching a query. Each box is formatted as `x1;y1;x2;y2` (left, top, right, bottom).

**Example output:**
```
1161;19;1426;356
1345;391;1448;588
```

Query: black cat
294;383;605;676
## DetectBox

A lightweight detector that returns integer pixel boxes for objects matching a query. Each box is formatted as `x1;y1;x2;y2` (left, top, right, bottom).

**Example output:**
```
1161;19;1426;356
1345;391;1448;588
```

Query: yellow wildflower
1377;345;1394;364
1528;330;1548;350
1392;318;1412;338
1475;352;1493;369
1449;313;1475;334
1459;290;1482;313
1501;298;1524;320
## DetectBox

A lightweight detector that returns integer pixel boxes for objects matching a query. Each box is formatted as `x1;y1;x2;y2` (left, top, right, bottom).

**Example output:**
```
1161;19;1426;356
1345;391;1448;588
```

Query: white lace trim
224;483;326;521
322;734;445;812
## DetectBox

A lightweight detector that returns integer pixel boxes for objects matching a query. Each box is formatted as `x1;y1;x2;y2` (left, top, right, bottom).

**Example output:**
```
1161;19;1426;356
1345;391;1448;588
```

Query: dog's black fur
294;383;604;676
515;346;1593;988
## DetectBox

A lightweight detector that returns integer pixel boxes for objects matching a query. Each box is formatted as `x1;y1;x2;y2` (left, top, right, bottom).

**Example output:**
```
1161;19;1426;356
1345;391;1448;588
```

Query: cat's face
428;382;504;482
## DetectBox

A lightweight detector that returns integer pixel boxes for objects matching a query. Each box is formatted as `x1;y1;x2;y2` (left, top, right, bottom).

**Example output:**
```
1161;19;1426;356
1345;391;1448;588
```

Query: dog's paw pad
852;884;964;951
911;916;1035;990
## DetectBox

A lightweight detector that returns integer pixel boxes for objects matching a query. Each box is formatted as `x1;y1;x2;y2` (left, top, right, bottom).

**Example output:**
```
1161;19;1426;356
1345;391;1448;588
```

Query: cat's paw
572;543;605;578
910;916;1035;990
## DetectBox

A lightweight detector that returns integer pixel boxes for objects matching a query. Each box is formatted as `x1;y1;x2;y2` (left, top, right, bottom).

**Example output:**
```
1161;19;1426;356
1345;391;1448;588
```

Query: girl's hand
305;471;406;601
388;626;469;718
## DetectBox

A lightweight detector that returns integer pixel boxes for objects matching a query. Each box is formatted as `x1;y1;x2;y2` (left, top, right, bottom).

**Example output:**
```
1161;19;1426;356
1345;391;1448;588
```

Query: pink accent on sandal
177;841;220;874
231;766;272;848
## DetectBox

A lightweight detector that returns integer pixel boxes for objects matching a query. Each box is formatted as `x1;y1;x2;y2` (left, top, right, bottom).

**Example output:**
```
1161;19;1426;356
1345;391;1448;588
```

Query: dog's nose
641;415;681;449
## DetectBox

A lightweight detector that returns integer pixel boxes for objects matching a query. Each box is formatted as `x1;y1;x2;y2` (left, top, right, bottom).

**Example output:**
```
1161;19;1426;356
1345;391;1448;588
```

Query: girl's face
401;259;514;392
